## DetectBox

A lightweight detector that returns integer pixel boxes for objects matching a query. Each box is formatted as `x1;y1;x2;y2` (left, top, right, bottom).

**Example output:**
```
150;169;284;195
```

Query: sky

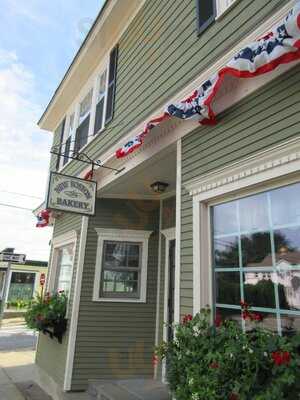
0;0;104;261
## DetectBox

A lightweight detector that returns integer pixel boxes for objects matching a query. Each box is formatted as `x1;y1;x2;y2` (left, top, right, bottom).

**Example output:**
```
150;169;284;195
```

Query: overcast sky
0;0;104;261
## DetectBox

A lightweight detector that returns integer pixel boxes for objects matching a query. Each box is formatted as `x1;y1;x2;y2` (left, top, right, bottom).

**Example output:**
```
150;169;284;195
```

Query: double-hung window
93;229;152;302
75;90;93;153
213;182;300;335
94;69;107;135
62;113;75;166
55;117;66;171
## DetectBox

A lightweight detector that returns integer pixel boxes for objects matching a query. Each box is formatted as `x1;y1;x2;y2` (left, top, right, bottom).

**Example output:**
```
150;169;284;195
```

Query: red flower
152;355;159;367
240;301;249;309
242;310;250;320
251;312;263;322
182;314;193;324
215;312;222;327
229;393;239;400
271;351;291;366
209;362;219;369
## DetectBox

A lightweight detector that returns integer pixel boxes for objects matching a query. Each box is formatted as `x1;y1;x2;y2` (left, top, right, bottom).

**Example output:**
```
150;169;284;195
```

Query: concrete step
88;379;171;400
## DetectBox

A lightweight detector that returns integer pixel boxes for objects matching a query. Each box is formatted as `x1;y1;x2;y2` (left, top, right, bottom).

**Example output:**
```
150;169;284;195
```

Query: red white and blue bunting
116;2;300;159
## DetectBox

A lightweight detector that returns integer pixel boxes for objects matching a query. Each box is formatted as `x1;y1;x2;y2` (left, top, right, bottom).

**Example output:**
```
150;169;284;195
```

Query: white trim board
174;140;182;324
93;228;152;303
64;216;89;392
161;227;176;383
187;135;300;314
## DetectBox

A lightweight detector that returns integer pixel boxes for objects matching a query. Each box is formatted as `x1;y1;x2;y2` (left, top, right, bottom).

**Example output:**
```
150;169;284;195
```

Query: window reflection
239;193;269;232
274;227;300;266
215;307;241;326
278;270;300;310
215;272;240;305
281;314;300;336
271;184;300;226
214;236;239;268
241;232;272;268
244;273;276;308
245;311;277;332
213;201;238;235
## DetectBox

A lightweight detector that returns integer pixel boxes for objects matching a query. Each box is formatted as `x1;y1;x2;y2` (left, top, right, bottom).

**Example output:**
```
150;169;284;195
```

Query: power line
0;190;43;200
0;202;33;212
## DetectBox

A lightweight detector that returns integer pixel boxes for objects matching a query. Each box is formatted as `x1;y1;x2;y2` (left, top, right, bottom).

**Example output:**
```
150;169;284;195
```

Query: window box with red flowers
155;306;300;400
25;291;68;344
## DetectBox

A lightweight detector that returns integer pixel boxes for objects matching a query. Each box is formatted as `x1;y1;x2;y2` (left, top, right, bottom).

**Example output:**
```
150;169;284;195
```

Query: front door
168;239;176;342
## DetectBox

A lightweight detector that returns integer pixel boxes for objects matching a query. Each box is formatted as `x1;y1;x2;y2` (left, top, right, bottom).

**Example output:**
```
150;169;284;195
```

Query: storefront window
212;181;300;334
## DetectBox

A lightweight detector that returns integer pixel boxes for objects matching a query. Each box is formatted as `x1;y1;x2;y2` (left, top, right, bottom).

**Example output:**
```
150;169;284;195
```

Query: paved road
0;323;37;351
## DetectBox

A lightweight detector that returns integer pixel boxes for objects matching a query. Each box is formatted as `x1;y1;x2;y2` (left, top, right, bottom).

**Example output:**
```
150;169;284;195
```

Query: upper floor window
62;112;75;167
216;0;237;19
55;117;66;171
75;89;93;153
196;0;216;34
94;69;107;135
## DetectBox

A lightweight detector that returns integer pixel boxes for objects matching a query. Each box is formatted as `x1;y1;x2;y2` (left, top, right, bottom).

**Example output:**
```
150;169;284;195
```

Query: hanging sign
40;273;46;286
0;253;26;264
46;172;97;216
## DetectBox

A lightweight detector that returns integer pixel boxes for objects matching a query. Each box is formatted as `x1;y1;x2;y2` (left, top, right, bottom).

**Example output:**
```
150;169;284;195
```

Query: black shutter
94;97;105;135
196;0;216;35
55;117;66;171
74;115;90;154
105;45;118;125
63;136;71;166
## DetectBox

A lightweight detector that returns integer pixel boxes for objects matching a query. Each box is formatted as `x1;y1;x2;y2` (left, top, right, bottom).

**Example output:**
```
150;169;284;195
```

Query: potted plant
155;305;300;400
25;291;67;343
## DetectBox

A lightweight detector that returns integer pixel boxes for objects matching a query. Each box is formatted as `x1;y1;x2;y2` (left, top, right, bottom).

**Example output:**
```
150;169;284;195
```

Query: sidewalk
0;350;89;400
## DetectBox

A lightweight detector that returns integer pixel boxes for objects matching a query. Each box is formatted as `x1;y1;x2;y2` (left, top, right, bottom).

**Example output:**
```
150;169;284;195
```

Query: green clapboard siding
180;64;300;317
36;212;82;387
71;198;160;391
59;0;289;179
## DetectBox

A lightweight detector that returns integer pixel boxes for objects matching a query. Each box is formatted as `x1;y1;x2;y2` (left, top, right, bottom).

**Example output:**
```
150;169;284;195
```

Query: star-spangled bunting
115;1;300;159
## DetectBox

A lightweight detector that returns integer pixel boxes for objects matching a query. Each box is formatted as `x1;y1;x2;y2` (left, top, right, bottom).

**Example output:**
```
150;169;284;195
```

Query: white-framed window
186;137;300;335
61;112;75;168
93;228;152;303
216;0;238;19
74;89;93;153
48;231;77;297
94;68;108;135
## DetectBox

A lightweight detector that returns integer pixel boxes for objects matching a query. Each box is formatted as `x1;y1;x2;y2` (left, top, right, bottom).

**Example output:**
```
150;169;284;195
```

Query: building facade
37;0;300;392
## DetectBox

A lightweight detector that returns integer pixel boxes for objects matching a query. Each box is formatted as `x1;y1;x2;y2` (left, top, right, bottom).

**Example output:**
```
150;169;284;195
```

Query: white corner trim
186;135;300;202
52;230;77;247
93;228;153;303
64;216;89;392
174;140;181;324
161;226;176;383
154;200;163;379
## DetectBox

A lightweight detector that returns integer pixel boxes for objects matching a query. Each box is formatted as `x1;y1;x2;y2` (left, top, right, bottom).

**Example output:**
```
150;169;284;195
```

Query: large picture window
213;181;300;335
55;243;75;295
93;229;152;302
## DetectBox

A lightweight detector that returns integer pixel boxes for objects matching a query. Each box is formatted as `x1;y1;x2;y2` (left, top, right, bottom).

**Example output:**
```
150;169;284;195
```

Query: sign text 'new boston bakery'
46;172;97;216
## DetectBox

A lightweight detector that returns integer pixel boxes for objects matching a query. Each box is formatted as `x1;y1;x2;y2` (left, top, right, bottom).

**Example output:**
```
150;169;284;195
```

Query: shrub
155;306;300;400
25;291;67;331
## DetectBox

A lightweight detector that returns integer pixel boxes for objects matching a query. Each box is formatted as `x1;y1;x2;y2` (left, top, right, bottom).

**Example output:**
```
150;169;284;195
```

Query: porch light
150;181;169;194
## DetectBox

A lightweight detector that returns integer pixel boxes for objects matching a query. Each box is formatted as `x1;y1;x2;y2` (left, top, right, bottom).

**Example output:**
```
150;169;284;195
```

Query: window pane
245;311;277;332
11;272;35;284
213;201;238;235
239;193;269;232
271;182;300;226
274;227;300;266
215;307;241;326
98;70;107;101
104;242;127;267
57;244;74;294
102;270;138;294
281;314;300;336
214;236;239;268
244;272;276;308
278;270;300;311
79;90;92;124
215;272;240;305
241;232;272;268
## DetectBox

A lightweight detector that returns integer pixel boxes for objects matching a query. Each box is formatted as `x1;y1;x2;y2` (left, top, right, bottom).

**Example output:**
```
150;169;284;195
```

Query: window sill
92;297;146;303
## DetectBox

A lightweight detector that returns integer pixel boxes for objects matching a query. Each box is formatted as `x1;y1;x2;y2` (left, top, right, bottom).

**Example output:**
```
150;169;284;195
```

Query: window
196;0;216;34
213;181;300;335
93;229;152;302
55;243;75;294
62;113;75;166
216;0;238;18
75;90;93;153
94;69;107;135
55;117;66;171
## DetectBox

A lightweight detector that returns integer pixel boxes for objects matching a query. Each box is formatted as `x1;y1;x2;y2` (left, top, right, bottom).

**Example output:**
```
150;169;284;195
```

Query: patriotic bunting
115;1;300;159
36;209;51;228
